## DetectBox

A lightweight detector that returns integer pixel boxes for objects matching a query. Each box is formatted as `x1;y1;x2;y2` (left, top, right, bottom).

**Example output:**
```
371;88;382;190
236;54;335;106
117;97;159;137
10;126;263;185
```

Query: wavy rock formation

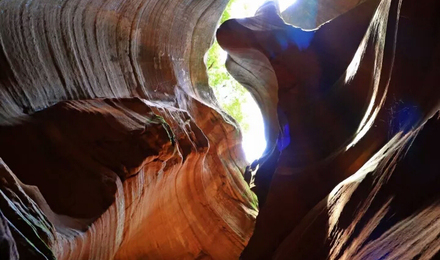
218;0;440;259
0;0;439;259
0;0;257;259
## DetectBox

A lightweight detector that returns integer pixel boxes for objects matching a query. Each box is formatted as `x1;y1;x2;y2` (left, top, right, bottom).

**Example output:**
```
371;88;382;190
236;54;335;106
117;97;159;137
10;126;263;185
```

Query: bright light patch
279;0;298;12
228;0;265;18
240;92;266;162
209;0;299;162
228;0;298;162
227;0;271;162
229;0;298;18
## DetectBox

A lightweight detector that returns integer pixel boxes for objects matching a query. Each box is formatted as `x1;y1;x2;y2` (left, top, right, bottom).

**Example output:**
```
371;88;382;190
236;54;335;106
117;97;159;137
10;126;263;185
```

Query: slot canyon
0;0;439;259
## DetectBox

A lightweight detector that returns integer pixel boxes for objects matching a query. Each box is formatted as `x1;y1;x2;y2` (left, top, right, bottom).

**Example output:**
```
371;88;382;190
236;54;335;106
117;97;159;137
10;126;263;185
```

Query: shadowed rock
0;0;439;259
218;0;440;259
0;0;257;258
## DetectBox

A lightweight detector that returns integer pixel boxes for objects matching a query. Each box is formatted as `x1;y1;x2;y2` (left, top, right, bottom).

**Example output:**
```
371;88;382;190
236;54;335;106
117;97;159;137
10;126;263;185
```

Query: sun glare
278;0;298;12
209;0;298;162
229;0;298;18
241;92;266;162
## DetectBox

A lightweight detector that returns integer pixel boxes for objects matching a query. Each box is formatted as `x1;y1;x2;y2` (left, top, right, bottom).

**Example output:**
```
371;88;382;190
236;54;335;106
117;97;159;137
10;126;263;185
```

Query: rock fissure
0;0;439;259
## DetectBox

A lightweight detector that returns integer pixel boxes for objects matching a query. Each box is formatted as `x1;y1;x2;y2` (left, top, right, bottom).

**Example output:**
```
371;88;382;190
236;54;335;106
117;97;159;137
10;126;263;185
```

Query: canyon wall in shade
0;0;439;259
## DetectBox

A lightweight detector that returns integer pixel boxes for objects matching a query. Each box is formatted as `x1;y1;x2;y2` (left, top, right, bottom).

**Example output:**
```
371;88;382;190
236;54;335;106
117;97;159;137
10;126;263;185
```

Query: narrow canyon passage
0;0;439;259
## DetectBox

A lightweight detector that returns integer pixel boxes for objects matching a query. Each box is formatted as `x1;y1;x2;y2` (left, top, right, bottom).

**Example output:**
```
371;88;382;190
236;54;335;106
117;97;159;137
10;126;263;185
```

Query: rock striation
218;0;440;259
0;0;257;259
0;0;439;259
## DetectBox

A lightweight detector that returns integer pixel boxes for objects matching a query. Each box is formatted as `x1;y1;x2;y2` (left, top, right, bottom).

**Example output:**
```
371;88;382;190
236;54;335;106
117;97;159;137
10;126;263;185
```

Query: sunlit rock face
0;0;258;259
1;0;439;259
218;0;440;259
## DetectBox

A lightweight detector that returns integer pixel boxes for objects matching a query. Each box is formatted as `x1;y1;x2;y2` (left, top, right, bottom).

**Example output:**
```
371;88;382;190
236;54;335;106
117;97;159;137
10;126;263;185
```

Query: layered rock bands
0;0;439;259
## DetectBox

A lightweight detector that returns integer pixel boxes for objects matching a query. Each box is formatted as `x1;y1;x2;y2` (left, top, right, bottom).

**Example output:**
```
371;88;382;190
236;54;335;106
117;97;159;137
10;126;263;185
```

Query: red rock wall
218;0;440;259
0;0;439;259
0;0;258;259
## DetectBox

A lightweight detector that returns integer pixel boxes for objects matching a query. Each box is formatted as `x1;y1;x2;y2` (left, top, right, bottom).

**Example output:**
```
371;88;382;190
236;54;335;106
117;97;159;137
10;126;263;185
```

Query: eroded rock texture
218;0;440;259
0;0;257;259
0;0;439;259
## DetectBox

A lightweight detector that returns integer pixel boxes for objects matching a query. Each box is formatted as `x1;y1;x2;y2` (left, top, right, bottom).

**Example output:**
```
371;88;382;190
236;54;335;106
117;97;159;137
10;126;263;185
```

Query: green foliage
206;0;251;133
220;0;233;23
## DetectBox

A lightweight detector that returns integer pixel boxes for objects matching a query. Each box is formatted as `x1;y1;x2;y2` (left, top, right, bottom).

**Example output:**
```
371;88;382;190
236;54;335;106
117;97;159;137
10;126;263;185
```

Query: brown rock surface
218;0;440;259
0;97;258;260
0;0;439;259
0;0;257;258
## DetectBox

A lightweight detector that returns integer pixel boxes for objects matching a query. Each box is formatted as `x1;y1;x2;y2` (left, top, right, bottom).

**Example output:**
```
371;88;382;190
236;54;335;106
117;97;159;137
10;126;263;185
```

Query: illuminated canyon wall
0;0;439;259
0;0;256;259
218;0;440;259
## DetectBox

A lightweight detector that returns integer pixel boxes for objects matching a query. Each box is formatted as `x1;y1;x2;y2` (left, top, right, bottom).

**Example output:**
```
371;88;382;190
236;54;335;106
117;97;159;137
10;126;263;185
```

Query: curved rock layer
0;0;258;259
0;0;231;121
0;92;258;260
218;0;440;259
1;0;440;259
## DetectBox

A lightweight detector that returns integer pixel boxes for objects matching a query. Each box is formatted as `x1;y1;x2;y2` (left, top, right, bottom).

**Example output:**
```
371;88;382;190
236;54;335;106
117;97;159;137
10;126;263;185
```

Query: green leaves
206;0;251;133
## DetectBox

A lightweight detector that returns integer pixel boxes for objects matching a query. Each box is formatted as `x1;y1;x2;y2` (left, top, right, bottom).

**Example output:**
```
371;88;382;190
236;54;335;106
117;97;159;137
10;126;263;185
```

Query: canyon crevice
0;0;439;259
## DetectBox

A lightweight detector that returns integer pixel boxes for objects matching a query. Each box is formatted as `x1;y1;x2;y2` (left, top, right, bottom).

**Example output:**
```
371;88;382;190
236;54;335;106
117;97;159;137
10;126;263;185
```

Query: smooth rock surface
0;0;439;259
218;0;440;259
0;0;257;258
